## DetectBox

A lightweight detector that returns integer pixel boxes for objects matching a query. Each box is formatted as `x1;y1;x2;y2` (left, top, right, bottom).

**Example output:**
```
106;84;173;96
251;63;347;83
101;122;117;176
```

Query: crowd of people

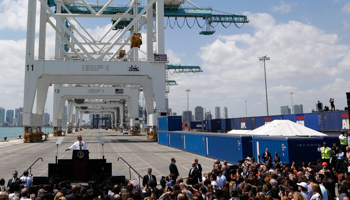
1;151;350;200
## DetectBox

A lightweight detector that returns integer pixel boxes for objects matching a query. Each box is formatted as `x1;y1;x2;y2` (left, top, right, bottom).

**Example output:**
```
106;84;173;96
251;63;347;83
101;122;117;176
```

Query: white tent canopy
227;130;251;134
228;120;327;137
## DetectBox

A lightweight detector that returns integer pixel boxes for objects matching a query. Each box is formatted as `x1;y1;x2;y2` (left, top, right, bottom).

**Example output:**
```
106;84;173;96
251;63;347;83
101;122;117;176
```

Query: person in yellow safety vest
339;131;348;152
317;142;332;163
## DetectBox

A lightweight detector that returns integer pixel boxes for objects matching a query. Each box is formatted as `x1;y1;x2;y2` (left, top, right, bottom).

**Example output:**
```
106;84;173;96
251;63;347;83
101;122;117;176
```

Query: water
0;127;54;140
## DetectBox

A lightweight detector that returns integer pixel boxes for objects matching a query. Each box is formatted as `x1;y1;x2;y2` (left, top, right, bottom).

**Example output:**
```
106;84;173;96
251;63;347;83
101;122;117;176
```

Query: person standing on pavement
188;162;200;185
142;168;156;187
317;142;331;163
339;131;348;152
169;158;179;180
194;159;202;182
262;148;272;163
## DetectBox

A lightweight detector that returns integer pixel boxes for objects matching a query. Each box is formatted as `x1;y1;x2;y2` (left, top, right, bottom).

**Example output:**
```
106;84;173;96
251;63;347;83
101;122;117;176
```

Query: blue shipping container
221;119;226;133
255;115;282;128
184;133;206;156
191;121;205;130
226;119;233;131
206;134;252;164
323;111;349;132
158;116;182;131
252;136;340;164
169;132;184;150
233;117;255;130
158;131;169;146
207;119;221;132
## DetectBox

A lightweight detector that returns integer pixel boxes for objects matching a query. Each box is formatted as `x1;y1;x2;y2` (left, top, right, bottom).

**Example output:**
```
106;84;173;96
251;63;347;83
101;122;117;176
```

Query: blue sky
0;0;350;120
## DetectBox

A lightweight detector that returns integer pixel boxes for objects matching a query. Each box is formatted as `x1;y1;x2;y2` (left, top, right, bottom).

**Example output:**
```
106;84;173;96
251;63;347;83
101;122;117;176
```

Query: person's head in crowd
339;185;348;195
316;174;324;183
171;158;176;164
204;179;211;187
297;182;308;192
150;192;157;200
263;183;272;192
169;174;176;181
311;184;322;199
269;179;277;187
21;188;29;198
293;191;307;200
324;172;331;180
160;177;166;188
113;194;121;200
265;195;273;200
0;191;8;200
209;174;217;182
131;189;140;200
256;192;265;200
54;192;64;200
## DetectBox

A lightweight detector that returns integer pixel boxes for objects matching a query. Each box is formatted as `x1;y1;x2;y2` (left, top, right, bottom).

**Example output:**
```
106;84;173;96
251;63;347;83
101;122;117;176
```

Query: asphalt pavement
0;129;217;183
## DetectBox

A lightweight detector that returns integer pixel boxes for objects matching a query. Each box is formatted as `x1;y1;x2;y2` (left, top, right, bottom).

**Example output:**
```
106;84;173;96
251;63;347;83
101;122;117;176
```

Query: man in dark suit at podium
65;135;87;151
142;168;156;187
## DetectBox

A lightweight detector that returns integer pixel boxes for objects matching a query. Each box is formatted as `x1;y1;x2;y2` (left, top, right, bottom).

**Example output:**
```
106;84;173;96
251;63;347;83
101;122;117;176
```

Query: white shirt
68;141;87;150
20;176;33;188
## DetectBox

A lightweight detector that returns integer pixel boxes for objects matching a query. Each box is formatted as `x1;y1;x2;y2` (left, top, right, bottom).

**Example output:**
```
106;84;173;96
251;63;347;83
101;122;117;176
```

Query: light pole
259;56;270;116
186;89;191;111
290;92;294;114
245;100;247;117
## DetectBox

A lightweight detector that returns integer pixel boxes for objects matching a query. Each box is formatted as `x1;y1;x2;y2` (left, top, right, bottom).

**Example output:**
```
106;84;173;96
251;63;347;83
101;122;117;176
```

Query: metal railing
19;157;43;178
117;157;143;185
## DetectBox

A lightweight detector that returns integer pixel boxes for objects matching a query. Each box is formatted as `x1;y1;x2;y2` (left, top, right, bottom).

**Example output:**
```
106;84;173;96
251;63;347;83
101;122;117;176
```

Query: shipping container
184;132;206;156
190;121;204;130
255;115;282;128
282;113;322;131
158;131;169;146
226;119;233;131
233;117;255;130
158;116;182;131
169;132;184;150
221;119;226;133
252;136;340;164
206;134;252;164
323;111;349;132
207;119;221;132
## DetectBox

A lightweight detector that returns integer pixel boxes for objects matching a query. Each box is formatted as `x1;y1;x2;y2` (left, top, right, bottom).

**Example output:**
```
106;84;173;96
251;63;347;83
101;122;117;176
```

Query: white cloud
342;2;350;13
0;0;28;31
168;13;350;117
271;1;291;13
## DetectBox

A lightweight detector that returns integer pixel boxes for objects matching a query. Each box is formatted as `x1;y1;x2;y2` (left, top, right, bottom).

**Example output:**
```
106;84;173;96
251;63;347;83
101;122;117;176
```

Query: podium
72;150;89;160
49;150;111;183
72;150;89;180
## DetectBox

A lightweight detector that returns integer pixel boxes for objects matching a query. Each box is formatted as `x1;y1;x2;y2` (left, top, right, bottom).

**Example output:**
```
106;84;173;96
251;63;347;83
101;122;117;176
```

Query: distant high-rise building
0;107;5;125
195;106;204;121
293;104;304;114
182;110;192;123
281;106;291;115
6;110;14;124
205;112;212;120
215;106;221;119
43;113;50;126
223;107;228;119
15;107;23;126
18;112;23;127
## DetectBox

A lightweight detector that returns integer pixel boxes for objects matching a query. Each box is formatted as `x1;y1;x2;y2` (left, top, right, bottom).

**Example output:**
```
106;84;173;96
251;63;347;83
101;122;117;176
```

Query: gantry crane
23;0;248;141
